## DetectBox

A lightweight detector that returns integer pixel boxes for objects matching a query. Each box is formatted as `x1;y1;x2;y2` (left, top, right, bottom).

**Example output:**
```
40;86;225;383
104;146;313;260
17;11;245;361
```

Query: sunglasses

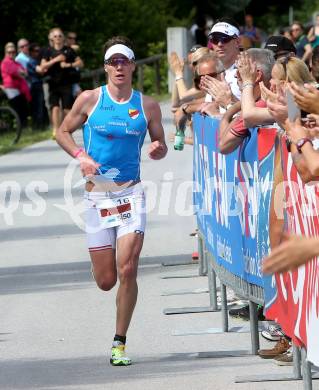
19;43;29;49
68;36;77;40
278;54;294;78
53;34;63;38
194;70;225;88
105;58;132;66
210;34;234;45
7;50;16;54
189;45;201;54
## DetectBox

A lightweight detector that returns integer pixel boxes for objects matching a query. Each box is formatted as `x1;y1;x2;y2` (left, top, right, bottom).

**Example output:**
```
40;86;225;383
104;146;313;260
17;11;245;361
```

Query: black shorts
49;84;74;109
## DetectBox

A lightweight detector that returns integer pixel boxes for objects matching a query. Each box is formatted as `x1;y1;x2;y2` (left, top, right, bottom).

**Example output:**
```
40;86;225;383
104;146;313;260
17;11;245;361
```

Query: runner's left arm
144;97;168;160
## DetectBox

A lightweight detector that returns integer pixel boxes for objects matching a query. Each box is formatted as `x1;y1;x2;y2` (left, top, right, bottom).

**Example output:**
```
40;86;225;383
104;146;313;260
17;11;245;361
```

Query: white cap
104;44;135;61
209;22;240;37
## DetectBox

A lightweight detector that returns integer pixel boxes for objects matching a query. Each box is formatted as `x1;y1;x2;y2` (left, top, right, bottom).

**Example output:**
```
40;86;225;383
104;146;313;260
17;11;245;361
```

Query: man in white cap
56;36;167;366
207;17;241;104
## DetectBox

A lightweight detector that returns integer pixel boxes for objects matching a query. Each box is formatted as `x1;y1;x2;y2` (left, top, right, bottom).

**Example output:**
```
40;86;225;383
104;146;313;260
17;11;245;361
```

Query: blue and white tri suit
83;85;148;250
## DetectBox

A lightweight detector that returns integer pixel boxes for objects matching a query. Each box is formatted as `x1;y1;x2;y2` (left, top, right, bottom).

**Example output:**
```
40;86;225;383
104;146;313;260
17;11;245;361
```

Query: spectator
264;35;296;60
40;27;83;139
27;43;49;130
218;49;275;154
169;46;209;111
290;21;312;62
1;42;31;127
279;26;293;41
173;51;224;141
240;14;261;47
262;61;317;184
239;35;253;51
307;12;319;49
310;45;319;82
208;17;241;102
15;38;30;69
65;31;83;98
66;32;80;52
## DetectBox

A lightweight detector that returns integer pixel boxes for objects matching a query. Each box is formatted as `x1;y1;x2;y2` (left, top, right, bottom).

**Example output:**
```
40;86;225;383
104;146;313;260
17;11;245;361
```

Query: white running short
84;183;146;252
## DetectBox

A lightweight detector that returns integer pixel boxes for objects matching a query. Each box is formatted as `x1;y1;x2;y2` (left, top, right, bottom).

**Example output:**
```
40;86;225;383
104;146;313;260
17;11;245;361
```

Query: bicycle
0;87;22;146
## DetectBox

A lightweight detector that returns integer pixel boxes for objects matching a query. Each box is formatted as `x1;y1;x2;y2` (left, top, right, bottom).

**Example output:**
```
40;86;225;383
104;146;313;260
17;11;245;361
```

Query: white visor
104;44;135;61
209;22;240;37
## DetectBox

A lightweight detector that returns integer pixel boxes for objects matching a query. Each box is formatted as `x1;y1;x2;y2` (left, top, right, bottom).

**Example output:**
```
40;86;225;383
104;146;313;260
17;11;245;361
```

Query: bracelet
72;147;84;158
175;76;184;82
242;82;254;89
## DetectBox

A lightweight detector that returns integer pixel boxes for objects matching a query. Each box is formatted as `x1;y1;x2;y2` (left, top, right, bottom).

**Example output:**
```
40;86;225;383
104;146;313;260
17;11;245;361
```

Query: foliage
138;41;168;96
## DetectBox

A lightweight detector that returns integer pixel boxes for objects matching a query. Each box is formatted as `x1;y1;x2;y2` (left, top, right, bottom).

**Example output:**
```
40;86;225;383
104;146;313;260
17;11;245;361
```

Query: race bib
95;195;135;229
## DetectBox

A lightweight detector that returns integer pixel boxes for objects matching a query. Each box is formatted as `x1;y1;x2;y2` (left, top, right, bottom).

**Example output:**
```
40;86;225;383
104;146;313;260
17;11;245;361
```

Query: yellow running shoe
110;341;132;366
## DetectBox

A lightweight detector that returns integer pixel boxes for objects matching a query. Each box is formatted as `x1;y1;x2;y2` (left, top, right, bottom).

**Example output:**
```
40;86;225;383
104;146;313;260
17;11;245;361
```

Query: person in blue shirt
56;36;167;367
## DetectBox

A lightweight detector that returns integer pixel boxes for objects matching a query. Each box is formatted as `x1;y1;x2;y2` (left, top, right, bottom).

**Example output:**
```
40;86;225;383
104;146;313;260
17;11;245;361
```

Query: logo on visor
128;109;139;119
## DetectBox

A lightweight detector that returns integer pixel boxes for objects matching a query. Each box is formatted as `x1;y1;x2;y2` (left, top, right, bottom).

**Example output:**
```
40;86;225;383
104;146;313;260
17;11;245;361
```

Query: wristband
242;82;254;89
175;76;184;81
72;147;84;158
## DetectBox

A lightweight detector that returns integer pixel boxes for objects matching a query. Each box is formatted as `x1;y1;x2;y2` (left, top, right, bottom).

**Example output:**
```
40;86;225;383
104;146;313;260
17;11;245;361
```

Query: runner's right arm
56;89;101;176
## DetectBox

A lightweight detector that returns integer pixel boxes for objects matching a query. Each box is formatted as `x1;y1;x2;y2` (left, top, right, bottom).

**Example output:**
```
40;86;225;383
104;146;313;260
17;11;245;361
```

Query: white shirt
225;63;241;101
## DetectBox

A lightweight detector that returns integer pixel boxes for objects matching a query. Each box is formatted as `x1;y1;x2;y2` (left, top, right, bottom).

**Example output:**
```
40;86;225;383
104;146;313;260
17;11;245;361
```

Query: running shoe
110;341;132;366
261;323;285;342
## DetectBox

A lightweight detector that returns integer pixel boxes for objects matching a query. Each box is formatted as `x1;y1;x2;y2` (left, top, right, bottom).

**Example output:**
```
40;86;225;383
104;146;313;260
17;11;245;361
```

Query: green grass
0;127;52;156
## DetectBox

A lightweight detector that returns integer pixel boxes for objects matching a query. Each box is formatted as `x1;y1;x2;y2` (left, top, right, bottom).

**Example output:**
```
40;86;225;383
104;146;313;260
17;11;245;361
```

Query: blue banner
193;113;276;287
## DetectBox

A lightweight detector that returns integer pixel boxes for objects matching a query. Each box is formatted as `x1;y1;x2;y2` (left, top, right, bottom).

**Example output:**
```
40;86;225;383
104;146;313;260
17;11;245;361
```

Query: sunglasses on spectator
53;34;63;38
6;50;16;54
278;54;294;78
189;45;202;54
19;43;29;49
68;36;77;40
105;57;132;66
209;34;235;45
194;70;225;88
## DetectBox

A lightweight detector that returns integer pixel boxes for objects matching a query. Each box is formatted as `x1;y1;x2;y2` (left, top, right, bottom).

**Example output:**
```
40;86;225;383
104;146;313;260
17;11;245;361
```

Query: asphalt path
0;101;314;390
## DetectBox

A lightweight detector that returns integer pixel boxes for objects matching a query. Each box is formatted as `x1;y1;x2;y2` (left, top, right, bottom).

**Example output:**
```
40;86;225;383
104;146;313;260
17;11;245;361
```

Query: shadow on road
0;351;260;389
0;255;192;296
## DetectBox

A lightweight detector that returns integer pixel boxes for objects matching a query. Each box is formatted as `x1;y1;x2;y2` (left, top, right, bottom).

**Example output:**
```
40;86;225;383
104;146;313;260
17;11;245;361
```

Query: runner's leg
90;248;117;291
115;232;144;336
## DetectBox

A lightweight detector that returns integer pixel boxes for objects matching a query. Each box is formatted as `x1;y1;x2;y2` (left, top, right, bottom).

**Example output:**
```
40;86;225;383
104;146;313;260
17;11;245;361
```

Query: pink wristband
73;147;84;158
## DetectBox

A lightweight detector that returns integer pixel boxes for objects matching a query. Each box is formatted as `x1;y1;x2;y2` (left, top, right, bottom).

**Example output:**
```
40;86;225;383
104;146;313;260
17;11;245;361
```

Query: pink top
0;56;31;102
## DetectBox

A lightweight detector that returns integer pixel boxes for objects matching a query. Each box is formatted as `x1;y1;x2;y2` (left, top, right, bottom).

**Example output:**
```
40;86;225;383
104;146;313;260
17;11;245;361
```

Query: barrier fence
192;112;319;388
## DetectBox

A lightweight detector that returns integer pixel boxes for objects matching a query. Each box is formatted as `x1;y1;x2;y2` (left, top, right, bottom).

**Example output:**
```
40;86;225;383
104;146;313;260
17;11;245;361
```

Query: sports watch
296;138;313;153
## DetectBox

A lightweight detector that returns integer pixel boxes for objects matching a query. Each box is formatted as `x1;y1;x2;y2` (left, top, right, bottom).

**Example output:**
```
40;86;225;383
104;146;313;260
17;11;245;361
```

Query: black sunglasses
209;34;235;45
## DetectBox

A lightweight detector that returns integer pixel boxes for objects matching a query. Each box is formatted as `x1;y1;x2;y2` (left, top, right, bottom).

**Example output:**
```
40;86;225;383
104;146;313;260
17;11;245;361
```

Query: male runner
56;36;167;366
